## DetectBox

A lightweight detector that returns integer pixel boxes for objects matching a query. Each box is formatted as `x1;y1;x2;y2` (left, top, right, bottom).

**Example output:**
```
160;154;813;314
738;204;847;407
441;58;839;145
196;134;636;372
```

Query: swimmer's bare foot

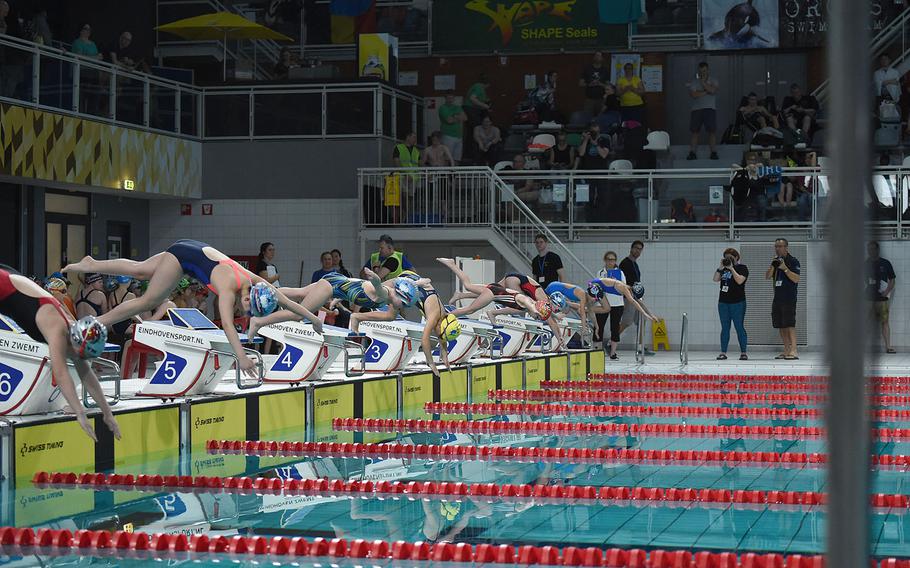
247;316;262;339
62;255;96;274
436;258;456;268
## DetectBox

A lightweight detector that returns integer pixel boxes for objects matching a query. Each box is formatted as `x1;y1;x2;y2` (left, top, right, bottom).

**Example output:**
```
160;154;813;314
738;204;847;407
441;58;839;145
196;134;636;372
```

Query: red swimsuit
0;270;66;343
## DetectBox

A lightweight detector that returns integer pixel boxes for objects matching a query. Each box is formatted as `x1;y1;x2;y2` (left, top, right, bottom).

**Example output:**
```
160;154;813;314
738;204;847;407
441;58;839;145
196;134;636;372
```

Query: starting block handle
482;333;504;358
210;347;264;390
343;339;366;377
82;358;122;409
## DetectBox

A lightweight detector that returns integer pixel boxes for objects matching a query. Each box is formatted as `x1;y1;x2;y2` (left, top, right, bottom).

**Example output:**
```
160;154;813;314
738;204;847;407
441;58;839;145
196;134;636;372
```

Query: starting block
132;308;263;398
481;313;549;358
434;318;499;364
0;315;121;415
257;321;365;383
357;319;425;373
529;316;588;352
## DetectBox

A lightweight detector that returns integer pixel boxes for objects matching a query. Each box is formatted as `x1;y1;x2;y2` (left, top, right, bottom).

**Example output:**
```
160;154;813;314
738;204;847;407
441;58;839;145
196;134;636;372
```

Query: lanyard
537;255;547;275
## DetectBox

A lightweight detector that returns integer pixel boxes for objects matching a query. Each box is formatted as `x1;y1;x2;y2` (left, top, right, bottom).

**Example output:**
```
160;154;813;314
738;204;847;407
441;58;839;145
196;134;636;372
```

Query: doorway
106;221;130;260
45;192;90;276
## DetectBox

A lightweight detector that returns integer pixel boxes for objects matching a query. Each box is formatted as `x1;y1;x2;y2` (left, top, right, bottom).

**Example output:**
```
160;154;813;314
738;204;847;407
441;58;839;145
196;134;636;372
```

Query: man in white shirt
874;53;901;103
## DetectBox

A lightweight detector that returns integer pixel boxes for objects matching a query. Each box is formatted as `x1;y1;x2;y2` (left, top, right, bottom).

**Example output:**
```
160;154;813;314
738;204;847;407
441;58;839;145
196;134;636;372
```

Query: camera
771;258;782;268
722;258;732;267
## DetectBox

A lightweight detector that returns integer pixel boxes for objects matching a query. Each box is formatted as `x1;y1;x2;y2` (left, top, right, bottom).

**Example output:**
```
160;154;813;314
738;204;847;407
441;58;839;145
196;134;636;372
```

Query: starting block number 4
150;353;188;385
0;363;24;402
270;345;304;372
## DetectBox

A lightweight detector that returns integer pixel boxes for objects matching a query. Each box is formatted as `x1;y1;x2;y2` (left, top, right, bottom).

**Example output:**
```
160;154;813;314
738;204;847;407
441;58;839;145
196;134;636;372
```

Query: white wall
148;199;359;287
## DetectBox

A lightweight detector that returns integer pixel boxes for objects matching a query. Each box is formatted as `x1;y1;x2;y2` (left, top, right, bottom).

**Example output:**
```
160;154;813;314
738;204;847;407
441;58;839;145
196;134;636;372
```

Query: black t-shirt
718;264;749;304
107;41;142;65
782;95;819;116
619;257;641;285
532;252;563;287
773;254;801;303
581;64;607;100
866;257;896;301
579;134;611;170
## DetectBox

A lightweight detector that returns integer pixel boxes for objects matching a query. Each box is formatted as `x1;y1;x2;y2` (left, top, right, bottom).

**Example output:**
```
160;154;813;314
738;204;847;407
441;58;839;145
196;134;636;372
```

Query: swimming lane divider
330;417;910;441
423;401;910;421
202;439;910;469
2;525;895;567
29;470;910;512
588;372;910;384
551;379;910;394
489;389;910;406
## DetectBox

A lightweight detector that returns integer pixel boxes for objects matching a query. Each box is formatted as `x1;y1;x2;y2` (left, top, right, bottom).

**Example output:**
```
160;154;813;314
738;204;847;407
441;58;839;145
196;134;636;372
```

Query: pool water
5;376;910;566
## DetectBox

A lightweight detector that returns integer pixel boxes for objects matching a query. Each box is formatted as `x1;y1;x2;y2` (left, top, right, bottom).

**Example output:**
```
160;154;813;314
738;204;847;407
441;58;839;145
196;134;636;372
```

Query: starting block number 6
0;364;24;403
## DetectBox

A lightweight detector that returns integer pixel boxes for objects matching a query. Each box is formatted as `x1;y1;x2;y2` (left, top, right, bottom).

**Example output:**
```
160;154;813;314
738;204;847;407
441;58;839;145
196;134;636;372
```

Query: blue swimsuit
321;273;385;309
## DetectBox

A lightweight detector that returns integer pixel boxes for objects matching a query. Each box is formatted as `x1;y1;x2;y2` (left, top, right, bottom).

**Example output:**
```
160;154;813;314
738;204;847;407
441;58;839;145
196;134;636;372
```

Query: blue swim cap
549;291;569;312
115;275;132;285
586;280;605;300
69;316;107;359
393;278;419;307
631;282;645;300
250;282;278;317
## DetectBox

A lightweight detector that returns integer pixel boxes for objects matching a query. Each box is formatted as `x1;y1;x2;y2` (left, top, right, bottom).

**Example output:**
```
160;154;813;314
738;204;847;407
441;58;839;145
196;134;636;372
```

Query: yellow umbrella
156;12;293;79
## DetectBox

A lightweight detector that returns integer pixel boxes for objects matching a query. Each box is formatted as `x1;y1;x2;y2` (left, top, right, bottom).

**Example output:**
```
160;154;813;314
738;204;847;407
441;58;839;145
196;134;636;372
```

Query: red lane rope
491;389;910;406
203;439;910;468
552;379;910;394
331;417;910;441
30;470;910;512
424;401;910;421
4;525;895;566
588;373;910;384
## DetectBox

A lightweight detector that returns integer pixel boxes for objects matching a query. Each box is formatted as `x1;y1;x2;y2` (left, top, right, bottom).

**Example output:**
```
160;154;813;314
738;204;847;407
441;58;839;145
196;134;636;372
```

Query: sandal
784;355;799;360
716;354;727;360
774;354;786;359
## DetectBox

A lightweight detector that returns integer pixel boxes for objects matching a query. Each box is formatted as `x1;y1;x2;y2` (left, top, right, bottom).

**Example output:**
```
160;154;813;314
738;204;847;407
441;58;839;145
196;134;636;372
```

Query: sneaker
717;353;728;360
710;151;719;160
610;353;618;360
740;353;748;361
643;348;655;356
686;151;697;160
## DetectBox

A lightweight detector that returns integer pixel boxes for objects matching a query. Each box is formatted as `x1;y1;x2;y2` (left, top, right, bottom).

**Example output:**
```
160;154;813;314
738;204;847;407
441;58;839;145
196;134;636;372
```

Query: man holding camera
713;248;748;360
765;238;801;359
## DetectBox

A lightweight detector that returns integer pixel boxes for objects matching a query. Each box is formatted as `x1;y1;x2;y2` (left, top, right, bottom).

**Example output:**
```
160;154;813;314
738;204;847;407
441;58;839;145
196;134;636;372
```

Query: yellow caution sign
652;318;670;351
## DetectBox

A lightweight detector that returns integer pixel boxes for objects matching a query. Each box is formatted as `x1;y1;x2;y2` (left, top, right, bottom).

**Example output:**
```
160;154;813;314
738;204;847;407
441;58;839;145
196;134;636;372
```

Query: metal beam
825;0;871;565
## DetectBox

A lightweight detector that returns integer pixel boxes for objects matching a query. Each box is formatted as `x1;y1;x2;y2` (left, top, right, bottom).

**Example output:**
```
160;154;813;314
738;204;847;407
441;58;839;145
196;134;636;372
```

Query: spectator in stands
25;7;52;45
312;251;336;283
107;31;148;73
594;92;623;136
473;116;501;167
765;238;801;360
256;242;281;286
795;151;818;221
875;53;901;104
596;251;625;359
421;131;455;167
739;92;778;130
71;23;102;59
530;70;560;123
548;130;576;170
506;154;539;205
780;112;808;148
438;92;466;164
273;47;296;79
531;233;564;287
580;51;608;116
393;131;420;169
364;234;414;281
781;84;819;141
464;73;492;160
331;249;352;277
0;2;9;35
714;247;749;361
576;121;611;212
687;61;719;160
867;241;897;353
0;0;25;99
617;63;645;124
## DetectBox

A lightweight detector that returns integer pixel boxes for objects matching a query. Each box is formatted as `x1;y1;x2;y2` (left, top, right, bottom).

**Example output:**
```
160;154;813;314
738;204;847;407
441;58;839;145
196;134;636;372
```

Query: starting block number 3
0;363;24;402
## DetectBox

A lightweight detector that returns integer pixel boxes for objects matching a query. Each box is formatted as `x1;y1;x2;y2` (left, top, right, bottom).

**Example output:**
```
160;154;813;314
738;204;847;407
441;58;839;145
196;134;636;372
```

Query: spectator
438;92;466;163
594;91;623;135
0;1;26;99
0;2;9;35
107;31;148;73
364;234;413;281
687;61;719;160
273;47;296;79
256;242;281;286
421;131;455;167
616;63;645;124
765;238;801;359
548;130;576;170
576;121;611;209
505;154;539;205
75;273;108;319
393;131;420;169
464;73;492;160
71;23;102;59
529;70;560;123
780;112;808;148
596;251;625;359
618;241;647;352
473;116;501;167
531;233;564;287
713;247;749;360
730;156;770;221
579;51;608;116
311;251;336;283
866;241;897;353
25;7;52;45
331;249;352;277
739;92;779;130
781;84;819;141
874;53;901;104
795;151;818;221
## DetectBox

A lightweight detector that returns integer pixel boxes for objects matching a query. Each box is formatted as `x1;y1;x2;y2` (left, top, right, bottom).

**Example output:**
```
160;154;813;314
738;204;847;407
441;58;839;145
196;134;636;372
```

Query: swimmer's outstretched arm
47;334;98;441
217;293;259;378
350;307;397;333
546;317;566;351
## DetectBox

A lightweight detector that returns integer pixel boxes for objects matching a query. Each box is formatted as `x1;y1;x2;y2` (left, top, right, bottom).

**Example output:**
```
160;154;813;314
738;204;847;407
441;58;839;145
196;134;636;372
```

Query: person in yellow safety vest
393;132;420;172
362;234;415;281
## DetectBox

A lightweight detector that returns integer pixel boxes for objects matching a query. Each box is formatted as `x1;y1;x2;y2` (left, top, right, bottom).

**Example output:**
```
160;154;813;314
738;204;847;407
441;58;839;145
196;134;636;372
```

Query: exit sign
122;179;135;190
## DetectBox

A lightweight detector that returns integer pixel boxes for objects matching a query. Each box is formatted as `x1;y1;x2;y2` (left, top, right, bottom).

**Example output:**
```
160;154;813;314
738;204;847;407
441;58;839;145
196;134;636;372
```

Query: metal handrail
210;347;264;389
83;357;122;409
343;339;366;377
679;312;689;366
634;320;645;365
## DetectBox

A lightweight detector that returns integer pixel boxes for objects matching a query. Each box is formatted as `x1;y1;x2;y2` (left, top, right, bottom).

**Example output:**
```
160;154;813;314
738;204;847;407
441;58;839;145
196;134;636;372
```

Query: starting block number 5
150;353;188;385
0;363;24;402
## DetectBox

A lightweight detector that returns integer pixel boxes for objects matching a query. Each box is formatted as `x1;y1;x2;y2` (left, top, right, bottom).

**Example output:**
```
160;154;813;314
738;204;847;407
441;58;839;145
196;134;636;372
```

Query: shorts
690;108;716;133
620;298;640;328
871;300;890;323
771;300;796;329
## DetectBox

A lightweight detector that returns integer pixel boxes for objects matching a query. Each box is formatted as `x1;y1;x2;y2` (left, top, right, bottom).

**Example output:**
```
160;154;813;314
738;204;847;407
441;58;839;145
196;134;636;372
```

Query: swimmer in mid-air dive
0;268;120;441
63;239;321;377
349;270;452;377
545;278;653;329
246;268;421;335
436;258;566;350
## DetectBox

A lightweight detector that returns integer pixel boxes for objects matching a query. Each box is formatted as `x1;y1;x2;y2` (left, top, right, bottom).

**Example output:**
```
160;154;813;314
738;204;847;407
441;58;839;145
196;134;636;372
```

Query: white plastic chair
609;159;634;171
493;160;512;172
642;130;670;151
528;133;555;153
902;156;910;167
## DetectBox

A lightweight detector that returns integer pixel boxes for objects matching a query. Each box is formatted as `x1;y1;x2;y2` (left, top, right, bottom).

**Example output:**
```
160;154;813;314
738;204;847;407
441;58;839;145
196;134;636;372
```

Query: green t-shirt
465;83;489;108
438;104;464;138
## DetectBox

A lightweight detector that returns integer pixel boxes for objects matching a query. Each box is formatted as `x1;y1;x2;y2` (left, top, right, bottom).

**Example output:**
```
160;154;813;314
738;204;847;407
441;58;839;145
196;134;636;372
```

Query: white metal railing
680;312;689;366
360;165;910;241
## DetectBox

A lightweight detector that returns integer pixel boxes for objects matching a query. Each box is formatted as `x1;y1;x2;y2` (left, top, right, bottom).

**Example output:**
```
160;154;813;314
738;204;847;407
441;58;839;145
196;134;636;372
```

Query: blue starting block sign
167;308;219;330
0;315;25;334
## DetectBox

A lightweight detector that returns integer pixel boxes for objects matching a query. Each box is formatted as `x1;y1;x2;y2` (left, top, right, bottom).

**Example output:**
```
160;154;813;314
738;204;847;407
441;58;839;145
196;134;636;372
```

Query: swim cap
393;278;419;308
549;291;569;313
83;273;103;285
249;282;278;317
631;282;645;300
103;275;118;292
45;277;68;293
439;313;461;341
586;280;605;300
534;300;553;320
175;277;191;293
115;275;132;285
69;316;108;359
